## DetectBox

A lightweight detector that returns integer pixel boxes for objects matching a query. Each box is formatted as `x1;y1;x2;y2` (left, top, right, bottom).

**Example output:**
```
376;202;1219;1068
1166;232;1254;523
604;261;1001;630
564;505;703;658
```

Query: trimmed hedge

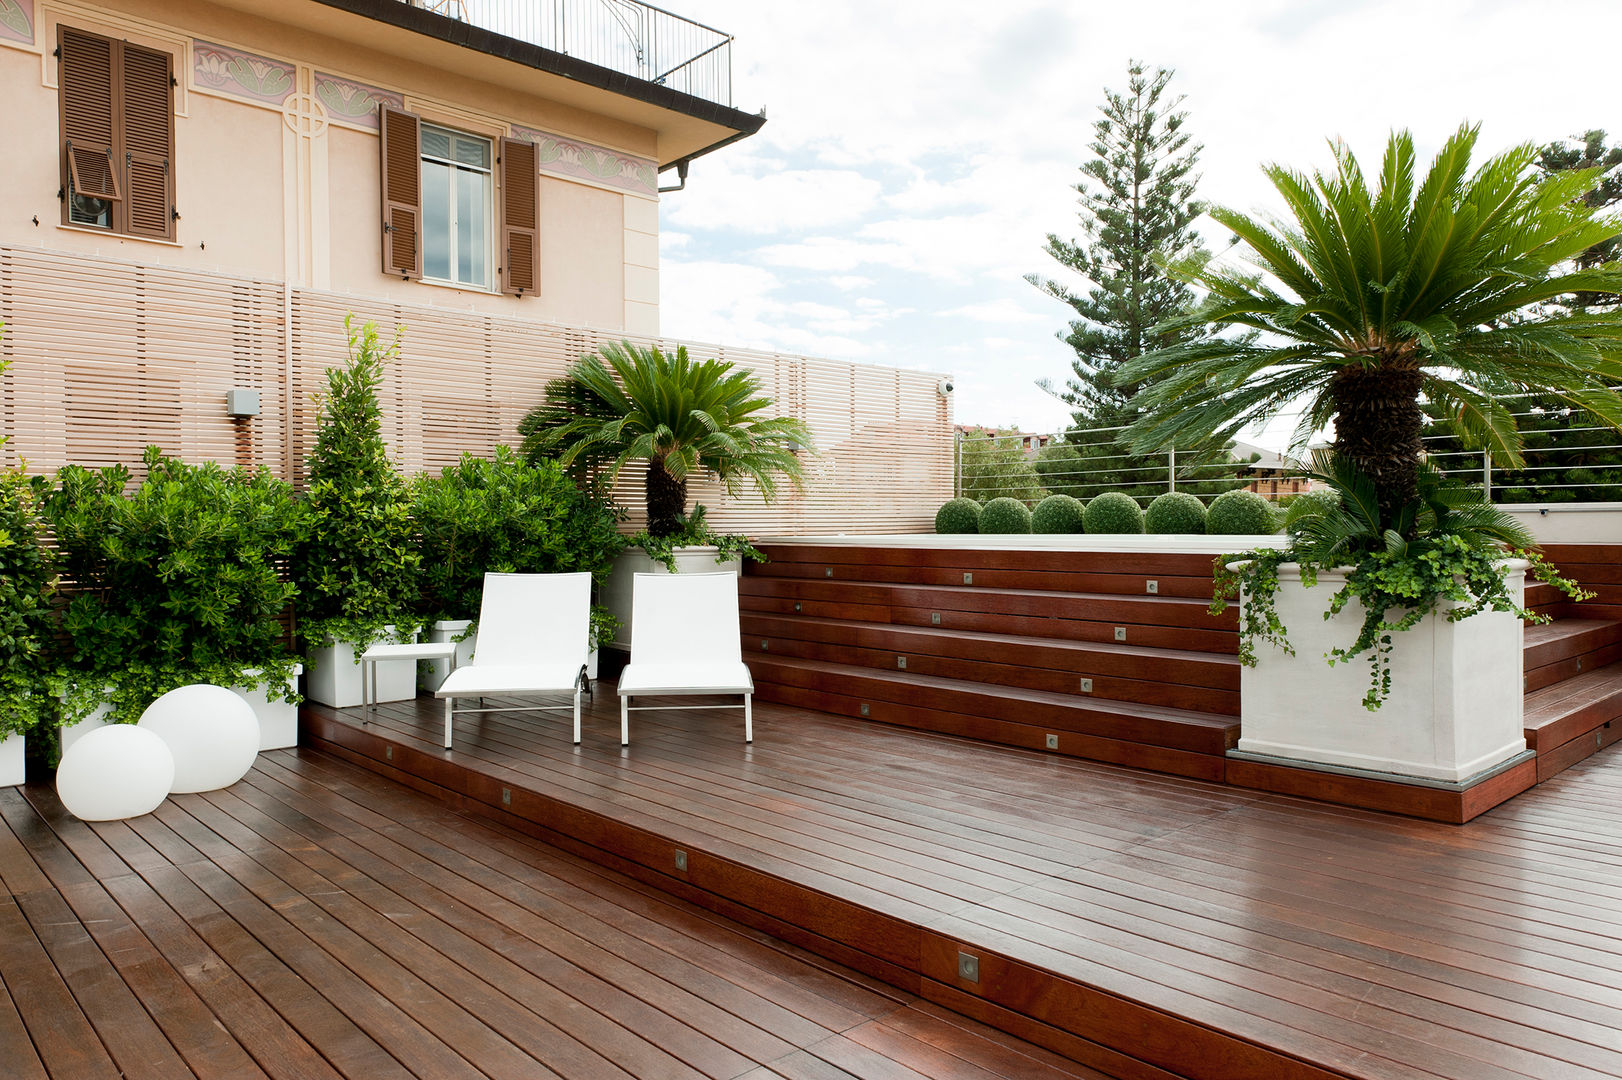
935;498;981;534
1082;491;1144;534
979;497;1032;534
1031;494;1085;534
1145;491;1207;534
1207;489;1279;534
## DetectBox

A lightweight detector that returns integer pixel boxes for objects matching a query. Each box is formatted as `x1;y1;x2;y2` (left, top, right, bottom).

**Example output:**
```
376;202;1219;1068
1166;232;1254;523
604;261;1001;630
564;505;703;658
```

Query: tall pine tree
1027;61;1234;503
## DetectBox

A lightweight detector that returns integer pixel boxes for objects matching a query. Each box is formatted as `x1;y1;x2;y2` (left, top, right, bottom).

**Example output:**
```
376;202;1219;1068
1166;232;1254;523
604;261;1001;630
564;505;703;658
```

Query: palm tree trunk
644;460;688;538
1330;363;1425;528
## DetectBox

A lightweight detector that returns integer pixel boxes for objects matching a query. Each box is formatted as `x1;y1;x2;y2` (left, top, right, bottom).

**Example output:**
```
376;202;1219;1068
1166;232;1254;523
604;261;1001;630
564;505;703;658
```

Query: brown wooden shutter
499;136;539;296
119;42;175;240
380;105;423;279
59;27;120;207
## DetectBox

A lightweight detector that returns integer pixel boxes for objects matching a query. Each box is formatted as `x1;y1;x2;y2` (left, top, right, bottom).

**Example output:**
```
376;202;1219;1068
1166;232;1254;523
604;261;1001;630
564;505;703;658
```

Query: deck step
741;614;1238;715
1523;618;1622;692
748;655;1238;780
1525;658;1622;754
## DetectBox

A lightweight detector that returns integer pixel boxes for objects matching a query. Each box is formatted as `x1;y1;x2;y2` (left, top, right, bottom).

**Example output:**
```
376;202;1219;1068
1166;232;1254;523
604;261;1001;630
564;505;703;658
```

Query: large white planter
602;546;743;651
0;732;22;787
60;689;115;755
422;620;476;692
232;666;304;751
305;626;417;709
1235;561;1530;784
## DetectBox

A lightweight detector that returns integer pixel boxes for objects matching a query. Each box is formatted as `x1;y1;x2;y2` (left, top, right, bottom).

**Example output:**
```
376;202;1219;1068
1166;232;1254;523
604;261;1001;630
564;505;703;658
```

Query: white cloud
829;275;874;291
664;162;883;233
953;299;1048;324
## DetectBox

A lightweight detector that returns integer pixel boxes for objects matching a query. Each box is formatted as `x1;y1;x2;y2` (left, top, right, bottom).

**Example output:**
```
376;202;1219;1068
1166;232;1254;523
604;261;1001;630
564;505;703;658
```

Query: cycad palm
519;341;812;537
1120;124;1622;527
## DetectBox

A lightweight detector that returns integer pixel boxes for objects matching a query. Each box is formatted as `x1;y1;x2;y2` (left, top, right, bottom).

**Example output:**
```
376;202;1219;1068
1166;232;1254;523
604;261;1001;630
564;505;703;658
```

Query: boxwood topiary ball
979;497;1033;534
1144;491;1207;534
935;498;982;534
1031;494;1086;534
1206;489;1279;535
1082;491;1144;534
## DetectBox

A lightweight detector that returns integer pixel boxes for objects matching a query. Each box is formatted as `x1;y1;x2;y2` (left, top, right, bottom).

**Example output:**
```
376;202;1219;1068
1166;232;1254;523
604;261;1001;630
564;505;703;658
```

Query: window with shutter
499;137;539;296
58;26;174;240
380;105;424;279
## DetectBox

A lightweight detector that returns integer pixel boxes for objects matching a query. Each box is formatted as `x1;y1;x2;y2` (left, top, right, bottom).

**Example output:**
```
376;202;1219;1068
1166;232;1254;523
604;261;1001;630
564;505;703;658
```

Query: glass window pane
422;159;451;281
421;126;452;160
454;136;490;170
457;167;489;288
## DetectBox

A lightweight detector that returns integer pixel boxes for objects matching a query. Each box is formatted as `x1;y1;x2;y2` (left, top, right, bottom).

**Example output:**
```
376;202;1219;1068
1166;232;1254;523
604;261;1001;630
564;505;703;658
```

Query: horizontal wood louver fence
0;245;952;534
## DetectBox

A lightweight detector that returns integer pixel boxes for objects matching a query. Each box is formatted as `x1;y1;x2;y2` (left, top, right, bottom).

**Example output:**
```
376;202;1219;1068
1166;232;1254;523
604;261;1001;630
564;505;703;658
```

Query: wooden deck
305;691;1622;1080
0;749;1110;1080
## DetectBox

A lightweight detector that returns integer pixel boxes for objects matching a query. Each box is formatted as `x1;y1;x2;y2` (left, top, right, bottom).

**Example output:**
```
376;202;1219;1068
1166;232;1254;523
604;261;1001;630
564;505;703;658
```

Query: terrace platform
0;749;1102;1080
305;692;1622;1080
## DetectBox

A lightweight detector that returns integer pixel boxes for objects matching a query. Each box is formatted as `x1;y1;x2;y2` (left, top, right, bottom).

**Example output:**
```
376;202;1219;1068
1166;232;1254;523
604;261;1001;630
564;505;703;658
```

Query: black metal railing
403;0;734;107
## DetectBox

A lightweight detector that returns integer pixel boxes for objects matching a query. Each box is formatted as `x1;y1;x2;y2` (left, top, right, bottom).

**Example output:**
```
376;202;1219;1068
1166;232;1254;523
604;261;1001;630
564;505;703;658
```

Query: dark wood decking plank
0;971;48;1080
0;895;120;1080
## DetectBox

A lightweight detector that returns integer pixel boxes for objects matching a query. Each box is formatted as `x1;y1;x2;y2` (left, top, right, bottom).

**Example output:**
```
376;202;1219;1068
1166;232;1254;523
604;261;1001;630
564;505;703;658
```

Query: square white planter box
1236;562;1529;784
60;690;115;755
232;666;304;751
0;732;22;787
602;547;743;651
422;620;476;692
306;626;418;709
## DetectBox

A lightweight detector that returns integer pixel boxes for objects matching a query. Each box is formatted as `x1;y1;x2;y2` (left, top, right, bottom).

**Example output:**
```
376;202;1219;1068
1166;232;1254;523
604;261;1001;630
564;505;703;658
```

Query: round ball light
56;725;175;821
138;684;260;794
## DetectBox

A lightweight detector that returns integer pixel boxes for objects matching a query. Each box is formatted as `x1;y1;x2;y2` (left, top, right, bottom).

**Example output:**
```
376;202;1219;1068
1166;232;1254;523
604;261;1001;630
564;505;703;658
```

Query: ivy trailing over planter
1212;453;1589;710
293;316;420;651
629;504;762;572
46;449;307;723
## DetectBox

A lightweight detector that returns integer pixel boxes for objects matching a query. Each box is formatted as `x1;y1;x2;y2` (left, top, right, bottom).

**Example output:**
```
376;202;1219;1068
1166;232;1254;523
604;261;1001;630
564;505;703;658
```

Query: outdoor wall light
225;389;260;417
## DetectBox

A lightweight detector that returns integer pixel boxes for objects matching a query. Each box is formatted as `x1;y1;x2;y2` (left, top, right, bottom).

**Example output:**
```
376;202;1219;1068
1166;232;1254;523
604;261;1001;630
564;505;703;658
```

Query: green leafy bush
935;498;981;534
1206;489;1278;535
413;447;625;644
292;317;420;649
630;504;762;576
1031;494;1085;533
1082;491;1144;534
979;497;1033;534
45;449;307;722
1145;492;1207;534
0;325;56;740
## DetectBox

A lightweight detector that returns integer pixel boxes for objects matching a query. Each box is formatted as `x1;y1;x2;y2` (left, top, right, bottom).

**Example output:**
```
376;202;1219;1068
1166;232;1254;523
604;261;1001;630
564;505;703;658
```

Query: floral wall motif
0;0;33;45
313;72;403;131
510;124;658;197
193;41;296;106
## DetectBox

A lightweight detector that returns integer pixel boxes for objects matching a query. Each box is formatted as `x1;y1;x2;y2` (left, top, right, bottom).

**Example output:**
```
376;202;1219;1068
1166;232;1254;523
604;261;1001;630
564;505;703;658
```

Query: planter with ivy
293;317;423;708
1218;457;1586;784
47;450;308;752
601;511;761;650
413;447;623;688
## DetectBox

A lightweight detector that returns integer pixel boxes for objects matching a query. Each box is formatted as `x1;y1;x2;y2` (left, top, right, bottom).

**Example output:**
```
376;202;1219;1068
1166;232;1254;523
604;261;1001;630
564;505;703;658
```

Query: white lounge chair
434;571;592;748
617;571;754;745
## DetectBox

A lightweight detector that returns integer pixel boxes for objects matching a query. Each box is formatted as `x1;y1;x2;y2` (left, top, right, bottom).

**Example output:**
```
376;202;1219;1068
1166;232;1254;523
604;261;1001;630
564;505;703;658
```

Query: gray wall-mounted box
225;389;260;417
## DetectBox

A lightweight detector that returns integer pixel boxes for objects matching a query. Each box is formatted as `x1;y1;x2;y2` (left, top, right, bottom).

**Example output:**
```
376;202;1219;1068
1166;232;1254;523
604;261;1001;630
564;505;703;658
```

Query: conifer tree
1027;61;1236;503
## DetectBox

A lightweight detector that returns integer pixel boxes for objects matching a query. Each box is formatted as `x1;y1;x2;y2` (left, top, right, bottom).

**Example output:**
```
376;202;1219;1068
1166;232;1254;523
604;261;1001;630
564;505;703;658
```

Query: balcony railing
404;0;734;108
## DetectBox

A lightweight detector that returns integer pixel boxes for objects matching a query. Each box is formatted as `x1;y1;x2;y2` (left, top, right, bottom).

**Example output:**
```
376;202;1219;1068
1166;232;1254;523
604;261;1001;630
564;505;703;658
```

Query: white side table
359;642;459;709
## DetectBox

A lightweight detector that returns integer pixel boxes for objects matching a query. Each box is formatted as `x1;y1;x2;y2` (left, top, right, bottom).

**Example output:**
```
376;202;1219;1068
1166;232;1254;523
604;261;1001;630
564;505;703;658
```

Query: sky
655;0;1622;449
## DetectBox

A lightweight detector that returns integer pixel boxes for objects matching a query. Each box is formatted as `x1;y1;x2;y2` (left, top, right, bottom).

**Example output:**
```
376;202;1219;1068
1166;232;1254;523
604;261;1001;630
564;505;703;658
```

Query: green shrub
1206;489;1279;535
1031;494;1085;533
935;498;981;534
1145;492;1207;534
413;447;624;643
979;497;1033;534
0;329;56;740
1083;491;1144;534
46;450;307;722
292;316;421;649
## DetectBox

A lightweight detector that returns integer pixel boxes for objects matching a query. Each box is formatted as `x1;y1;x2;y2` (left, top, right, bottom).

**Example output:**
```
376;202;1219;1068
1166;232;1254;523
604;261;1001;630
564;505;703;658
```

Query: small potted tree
519;341;813;651
293;317;421;708
1120;125;1622;783
413;446;623;688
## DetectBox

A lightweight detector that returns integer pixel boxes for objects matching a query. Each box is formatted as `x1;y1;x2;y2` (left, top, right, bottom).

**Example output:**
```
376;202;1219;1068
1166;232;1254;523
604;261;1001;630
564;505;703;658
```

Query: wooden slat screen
498;136;539;296
0;245;951;534
119;42;175;241
58;28;121;205
379;106;423;279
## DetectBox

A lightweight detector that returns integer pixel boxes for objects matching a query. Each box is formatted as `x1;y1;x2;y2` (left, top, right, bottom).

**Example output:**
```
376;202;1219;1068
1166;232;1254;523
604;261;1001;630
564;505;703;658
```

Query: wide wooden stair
742;540;1622;817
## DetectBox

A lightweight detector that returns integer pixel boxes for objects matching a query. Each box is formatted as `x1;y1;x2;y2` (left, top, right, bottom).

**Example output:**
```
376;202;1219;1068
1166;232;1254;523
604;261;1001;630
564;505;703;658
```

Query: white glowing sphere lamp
138;684;260;794
56;725;175;821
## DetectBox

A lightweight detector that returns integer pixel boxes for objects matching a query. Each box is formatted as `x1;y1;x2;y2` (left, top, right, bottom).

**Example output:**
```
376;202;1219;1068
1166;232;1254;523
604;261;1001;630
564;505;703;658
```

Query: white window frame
419;123;495;292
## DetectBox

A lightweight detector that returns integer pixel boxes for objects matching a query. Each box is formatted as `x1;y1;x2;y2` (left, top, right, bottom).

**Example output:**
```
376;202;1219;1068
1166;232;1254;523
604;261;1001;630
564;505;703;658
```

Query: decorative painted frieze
510;124;658;197
0;0;33;45
192;40;296;105
313;72;403;131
